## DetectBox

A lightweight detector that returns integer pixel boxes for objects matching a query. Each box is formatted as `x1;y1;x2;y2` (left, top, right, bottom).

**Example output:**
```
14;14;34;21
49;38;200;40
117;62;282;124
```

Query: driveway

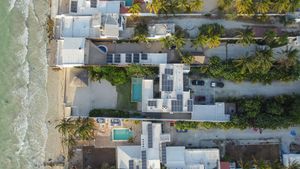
165;123;300;154
215;80;300;98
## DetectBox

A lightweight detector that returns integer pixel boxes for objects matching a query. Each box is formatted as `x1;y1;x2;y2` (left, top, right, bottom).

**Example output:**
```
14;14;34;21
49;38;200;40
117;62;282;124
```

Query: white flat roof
192;103;230;122
166;147;220;169
62;15;91;37
71;0;121;15
57;37;86;67
117;146;141;169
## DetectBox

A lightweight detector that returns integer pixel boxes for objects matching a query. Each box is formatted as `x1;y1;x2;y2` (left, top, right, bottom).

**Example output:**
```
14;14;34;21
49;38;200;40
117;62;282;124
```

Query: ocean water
0;0;49;168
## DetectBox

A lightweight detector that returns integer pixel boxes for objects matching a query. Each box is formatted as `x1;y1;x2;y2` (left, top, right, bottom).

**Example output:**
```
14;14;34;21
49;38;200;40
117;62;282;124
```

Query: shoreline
44;0;66;168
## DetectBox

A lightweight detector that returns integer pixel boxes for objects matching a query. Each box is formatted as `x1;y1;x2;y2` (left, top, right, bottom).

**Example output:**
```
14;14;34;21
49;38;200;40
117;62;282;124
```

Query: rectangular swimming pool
125;0;133;6
131;78;142;102
112;128;133;141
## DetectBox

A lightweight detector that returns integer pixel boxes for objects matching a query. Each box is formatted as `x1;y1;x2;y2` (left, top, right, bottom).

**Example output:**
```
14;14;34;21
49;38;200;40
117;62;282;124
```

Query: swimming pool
125;0;133;6
112;128;133;141
131;78;142;102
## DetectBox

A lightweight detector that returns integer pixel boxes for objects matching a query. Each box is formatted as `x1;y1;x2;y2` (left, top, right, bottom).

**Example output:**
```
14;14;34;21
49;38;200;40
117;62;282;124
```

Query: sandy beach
44;67;66;169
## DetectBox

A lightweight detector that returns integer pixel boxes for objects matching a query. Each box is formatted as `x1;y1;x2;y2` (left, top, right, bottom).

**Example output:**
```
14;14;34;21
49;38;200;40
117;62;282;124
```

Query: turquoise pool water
112;128;133;141
131;78;142;102
125;0;133;6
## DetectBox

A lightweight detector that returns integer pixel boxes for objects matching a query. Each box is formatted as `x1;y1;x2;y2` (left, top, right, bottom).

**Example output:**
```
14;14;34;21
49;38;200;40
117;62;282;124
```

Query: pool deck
94;120;142;148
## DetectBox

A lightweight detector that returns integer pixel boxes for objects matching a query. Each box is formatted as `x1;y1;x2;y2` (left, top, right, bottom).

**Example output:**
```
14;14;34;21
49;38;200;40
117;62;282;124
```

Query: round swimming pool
98;45;108;54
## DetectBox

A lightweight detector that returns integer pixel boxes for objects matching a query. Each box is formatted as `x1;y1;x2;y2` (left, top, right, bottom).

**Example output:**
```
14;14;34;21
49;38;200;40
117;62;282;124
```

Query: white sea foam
15;0;31;19
8;0;17;12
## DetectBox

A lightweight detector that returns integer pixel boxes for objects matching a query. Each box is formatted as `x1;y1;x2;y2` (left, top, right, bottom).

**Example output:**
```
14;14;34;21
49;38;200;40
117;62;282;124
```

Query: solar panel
161;74;173;91
171;100;183;112
129;160;134;169
161;143;167;164
187;100;193;111
165;68;173;75
141;53;148;60
148;100;157;107
126;53;132;63
133;54;140;63
107;54;113;63
148;124;153;148
114;54;120;63
141;151;147;169
70;1;78;13
177;94;183;101
90;0;97;8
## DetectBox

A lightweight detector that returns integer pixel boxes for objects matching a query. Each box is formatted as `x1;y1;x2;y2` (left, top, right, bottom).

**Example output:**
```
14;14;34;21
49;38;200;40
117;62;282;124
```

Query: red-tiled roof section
220;161;230;169
120;6;129;13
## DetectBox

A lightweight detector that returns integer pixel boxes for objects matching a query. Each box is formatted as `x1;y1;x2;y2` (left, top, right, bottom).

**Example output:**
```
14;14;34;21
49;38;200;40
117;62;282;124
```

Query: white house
56;37;86;67
116;122;221;169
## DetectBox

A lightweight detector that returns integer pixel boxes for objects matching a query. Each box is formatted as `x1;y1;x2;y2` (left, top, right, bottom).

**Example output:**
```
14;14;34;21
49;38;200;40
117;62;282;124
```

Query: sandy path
44;68;65;169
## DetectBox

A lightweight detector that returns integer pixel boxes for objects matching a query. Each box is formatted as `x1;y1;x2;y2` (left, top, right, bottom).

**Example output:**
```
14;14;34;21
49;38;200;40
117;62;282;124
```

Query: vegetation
55;118;96;147
134;22;149;42
176;95;300;130
236;27;255;46
181;52;195;64
198;47;300;84
193;23;225;49
46;16;55;42
129;1;142;16
116;82;137;111
218;0;300;15
260;30;288;48
146;0;203;15
89;109;130;117
88;65;157;86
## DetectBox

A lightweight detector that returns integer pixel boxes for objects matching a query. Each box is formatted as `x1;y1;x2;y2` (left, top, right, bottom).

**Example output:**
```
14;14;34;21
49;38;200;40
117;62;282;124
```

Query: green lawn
116;82;137;111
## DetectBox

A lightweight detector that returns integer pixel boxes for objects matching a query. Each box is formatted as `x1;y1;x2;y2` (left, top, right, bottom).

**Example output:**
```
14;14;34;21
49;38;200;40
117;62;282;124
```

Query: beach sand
45;67;66;169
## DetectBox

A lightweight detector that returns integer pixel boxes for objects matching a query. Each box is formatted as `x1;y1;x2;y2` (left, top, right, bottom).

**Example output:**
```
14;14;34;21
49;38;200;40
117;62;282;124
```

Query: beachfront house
138;64;230;122
116;121;221;169
55;0;125;39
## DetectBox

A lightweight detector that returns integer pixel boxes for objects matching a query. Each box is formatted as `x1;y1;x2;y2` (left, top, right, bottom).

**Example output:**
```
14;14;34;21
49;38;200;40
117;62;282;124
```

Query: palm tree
160;34;185;51
217;0;233;11
234;55;255;74
235;0;254;14
75;118;96;141
253;49;274;74
189;0;204;12
129;2;141;16
177;0;189;12
278;48;299;69
236;27;255;46
146;0;161;14
181;52;195;64
273;0;289;13
255;0;271;14
55;118;75;137
192;35;208;49
286;161;300;169
288;0;300;12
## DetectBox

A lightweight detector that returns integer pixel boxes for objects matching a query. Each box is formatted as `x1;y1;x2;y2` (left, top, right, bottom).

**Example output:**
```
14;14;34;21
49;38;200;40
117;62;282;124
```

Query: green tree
278;48;299;69
160;34;185;51
236;27;255;46
217;0;233;11
233;55;255;74
189;0;203;12
241;98;262;118
75;118;96;141
255;0;271;14
129;2;141;16
55;118;76;137
235;0;253;14
177;0;189;12
134;22;149;42
193;23;224;49
273;0;290;13
146;0;162;14
181;52;195;64
252;49;274;74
